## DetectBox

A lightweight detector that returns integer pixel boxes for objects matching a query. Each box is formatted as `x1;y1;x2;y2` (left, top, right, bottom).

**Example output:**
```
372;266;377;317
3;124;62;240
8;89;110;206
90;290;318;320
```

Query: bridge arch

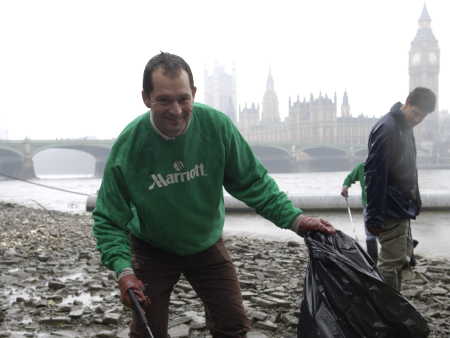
298;146;350;172
31;144;111;157
251;145;297;172
32;144;111;177
301;146;348;157
0;147;24;178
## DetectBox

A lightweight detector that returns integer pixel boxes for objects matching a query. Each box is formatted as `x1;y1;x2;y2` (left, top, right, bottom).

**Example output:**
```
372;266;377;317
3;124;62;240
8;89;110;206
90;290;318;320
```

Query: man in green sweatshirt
93;52;335;338
341;162;378;263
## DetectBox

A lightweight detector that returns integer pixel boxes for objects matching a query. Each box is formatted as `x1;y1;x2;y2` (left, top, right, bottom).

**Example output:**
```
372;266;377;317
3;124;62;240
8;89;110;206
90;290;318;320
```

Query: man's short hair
406;87;436;113
142;52;195;96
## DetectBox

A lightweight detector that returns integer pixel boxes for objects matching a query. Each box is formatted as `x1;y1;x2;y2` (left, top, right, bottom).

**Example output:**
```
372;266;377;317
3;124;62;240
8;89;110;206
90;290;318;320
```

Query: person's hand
341;186;349;198
118;274;150;308
293;215;336;235
367;226;383;236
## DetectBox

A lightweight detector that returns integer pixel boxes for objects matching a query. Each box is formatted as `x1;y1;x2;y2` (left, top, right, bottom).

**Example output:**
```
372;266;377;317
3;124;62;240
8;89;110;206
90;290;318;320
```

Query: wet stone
287;241;301;247
69;308;84;318
57;304;72;312
48;280;66;290
37;255;50;262
0;259;21;266
255;320;278;331
46;295;63;303
241;291;257;299
78;251;91;260
248;310;268;321
93;330;117;338
39;316;71;325
248;331;269;338
430;287;448;295
168;316;191;328
168;324;190;338
94;306;105;314
102;312;121;324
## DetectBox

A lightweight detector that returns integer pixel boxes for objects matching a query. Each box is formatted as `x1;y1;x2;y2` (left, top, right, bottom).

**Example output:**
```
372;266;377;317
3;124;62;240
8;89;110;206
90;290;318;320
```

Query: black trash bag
298;230;429;338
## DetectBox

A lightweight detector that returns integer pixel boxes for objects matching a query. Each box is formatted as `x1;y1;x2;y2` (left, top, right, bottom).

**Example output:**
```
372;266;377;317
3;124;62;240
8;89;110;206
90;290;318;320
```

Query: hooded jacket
364;102;421;230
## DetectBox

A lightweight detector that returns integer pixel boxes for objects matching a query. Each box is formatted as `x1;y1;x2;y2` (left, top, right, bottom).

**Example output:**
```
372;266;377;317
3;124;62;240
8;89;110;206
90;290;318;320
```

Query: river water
1;170;449;259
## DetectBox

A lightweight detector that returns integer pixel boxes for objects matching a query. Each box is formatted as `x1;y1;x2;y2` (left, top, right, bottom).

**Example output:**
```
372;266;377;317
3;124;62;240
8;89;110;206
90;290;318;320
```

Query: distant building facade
238;4;448;165
204;63;237;122
238;69;377;157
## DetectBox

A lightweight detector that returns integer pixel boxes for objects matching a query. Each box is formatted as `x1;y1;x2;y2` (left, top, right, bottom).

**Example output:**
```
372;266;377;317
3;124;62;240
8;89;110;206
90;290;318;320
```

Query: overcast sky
1;0;448;139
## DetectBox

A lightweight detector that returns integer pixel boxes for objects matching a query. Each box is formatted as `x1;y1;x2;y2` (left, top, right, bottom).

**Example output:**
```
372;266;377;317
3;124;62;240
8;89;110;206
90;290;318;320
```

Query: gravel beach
0;202;449;337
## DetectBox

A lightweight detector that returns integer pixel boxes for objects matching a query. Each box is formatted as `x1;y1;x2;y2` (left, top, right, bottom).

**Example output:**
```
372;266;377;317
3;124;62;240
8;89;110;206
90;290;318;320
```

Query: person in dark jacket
365;87;436;291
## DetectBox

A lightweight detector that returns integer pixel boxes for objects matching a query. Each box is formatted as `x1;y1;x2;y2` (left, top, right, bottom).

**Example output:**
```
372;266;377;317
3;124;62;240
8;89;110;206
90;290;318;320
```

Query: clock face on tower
429;52;437;64
412;52;421;65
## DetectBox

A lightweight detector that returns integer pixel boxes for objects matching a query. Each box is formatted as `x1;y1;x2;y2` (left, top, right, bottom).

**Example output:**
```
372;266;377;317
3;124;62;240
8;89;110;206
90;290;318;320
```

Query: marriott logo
148;163;207;190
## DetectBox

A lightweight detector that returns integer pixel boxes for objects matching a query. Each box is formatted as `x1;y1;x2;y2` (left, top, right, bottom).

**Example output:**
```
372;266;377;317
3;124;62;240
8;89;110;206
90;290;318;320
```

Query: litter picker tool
127;289;154;338
345;197;359;242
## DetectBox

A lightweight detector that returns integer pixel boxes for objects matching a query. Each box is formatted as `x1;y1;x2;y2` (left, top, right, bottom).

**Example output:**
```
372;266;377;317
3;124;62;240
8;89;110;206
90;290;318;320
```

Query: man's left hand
292;215;336;235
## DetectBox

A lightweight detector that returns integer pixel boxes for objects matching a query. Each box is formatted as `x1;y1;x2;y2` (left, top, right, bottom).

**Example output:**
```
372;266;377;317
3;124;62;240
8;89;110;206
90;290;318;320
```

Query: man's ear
192;86;197;100
142;90;151;109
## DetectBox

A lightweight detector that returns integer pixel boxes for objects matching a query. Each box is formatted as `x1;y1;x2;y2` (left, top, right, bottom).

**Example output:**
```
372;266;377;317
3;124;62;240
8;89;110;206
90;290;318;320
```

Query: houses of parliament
205;5;449;168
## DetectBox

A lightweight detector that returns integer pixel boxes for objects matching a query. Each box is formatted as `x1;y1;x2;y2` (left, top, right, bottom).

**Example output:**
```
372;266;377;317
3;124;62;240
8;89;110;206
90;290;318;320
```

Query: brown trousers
129;236;250;338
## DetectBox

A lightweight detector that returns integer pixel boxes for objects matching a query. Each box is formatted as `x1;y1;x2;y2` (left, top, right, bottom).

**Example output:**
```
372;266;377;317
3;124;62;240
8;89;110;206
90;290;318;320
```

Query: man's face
143;68;196;137
402;104;429;128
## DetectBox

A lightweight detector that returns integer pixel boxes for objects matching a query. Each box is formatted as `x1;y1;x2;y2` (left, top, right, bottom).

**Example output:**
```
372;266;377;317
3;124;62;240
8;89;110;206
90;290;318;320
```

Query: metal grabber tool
345;197;359;243
127;289;154;338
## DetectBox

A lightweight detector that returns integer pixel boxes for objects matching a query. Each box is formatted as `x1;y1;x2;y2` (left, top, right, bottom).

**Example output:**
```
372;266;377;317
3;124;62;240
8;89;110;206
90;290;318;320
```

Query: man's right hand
118;274;150;308
340;186;349;198
367;226;383;235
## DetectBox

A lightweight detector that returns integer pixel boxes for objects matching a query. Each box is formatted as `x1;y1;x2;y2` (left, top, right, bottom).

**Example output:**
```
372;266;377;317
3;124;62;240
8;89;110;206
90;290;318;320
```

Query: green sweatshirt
92;103;302;274
343;162;366;206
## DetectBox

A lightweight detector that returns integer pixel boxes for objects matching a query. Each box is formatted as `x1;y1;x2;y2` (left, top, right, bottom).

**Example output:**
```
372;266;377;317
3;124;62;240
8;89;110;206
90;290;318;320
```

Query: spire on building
413;3;436;41
419;3;431;24
341;90;351;117
343;91;349;105
266;67;274;91
261;68;280;124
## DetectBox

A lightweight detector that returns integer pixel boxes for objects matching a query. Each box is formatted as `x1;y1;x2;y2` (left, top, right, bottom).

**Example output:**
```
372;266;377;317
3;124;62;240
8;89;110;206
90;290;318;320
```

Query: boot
366;239;378;265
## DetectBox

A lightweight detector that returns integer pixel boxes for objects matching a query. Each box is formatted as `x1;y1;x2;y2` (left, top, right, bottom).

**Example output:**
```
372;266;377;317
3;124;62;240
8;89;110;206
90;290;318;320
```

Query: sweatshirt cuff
114;267;135;282
113;259;132;275
290;214;303;233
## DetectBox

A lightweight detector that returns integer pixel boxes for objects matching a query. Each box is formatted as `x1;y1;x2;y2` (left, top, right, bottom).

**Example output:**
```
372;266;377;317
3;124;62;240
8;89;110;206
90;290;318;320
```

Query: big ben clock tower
409;4;440;146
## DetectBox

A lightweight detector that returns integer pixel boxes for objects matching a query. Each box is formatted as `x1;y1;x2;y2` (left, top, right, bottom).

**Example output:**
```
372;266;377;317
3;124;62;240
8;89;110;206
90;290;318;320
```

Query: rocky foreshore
0;202;449;338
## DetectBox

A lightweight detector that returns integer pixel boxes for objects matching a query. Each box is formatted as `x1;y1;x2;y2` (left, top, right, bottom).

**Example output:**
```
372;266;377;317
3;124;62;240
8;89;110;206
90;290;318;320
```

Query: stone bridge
0;139;113;179
1;139;449;179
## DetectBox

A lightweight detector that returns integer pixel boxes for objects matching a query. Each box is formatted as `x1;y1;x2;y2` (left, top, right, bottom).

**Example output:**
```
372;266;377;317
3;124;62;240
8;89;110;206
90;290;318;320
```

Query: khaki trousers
377;218;413;291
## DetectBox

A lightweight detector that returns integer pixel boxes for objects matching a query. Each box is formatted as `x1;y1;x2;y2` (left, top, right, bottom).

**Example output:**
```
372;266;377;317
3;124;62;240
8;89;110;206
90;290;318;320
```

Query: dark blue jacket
365;102;421;230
